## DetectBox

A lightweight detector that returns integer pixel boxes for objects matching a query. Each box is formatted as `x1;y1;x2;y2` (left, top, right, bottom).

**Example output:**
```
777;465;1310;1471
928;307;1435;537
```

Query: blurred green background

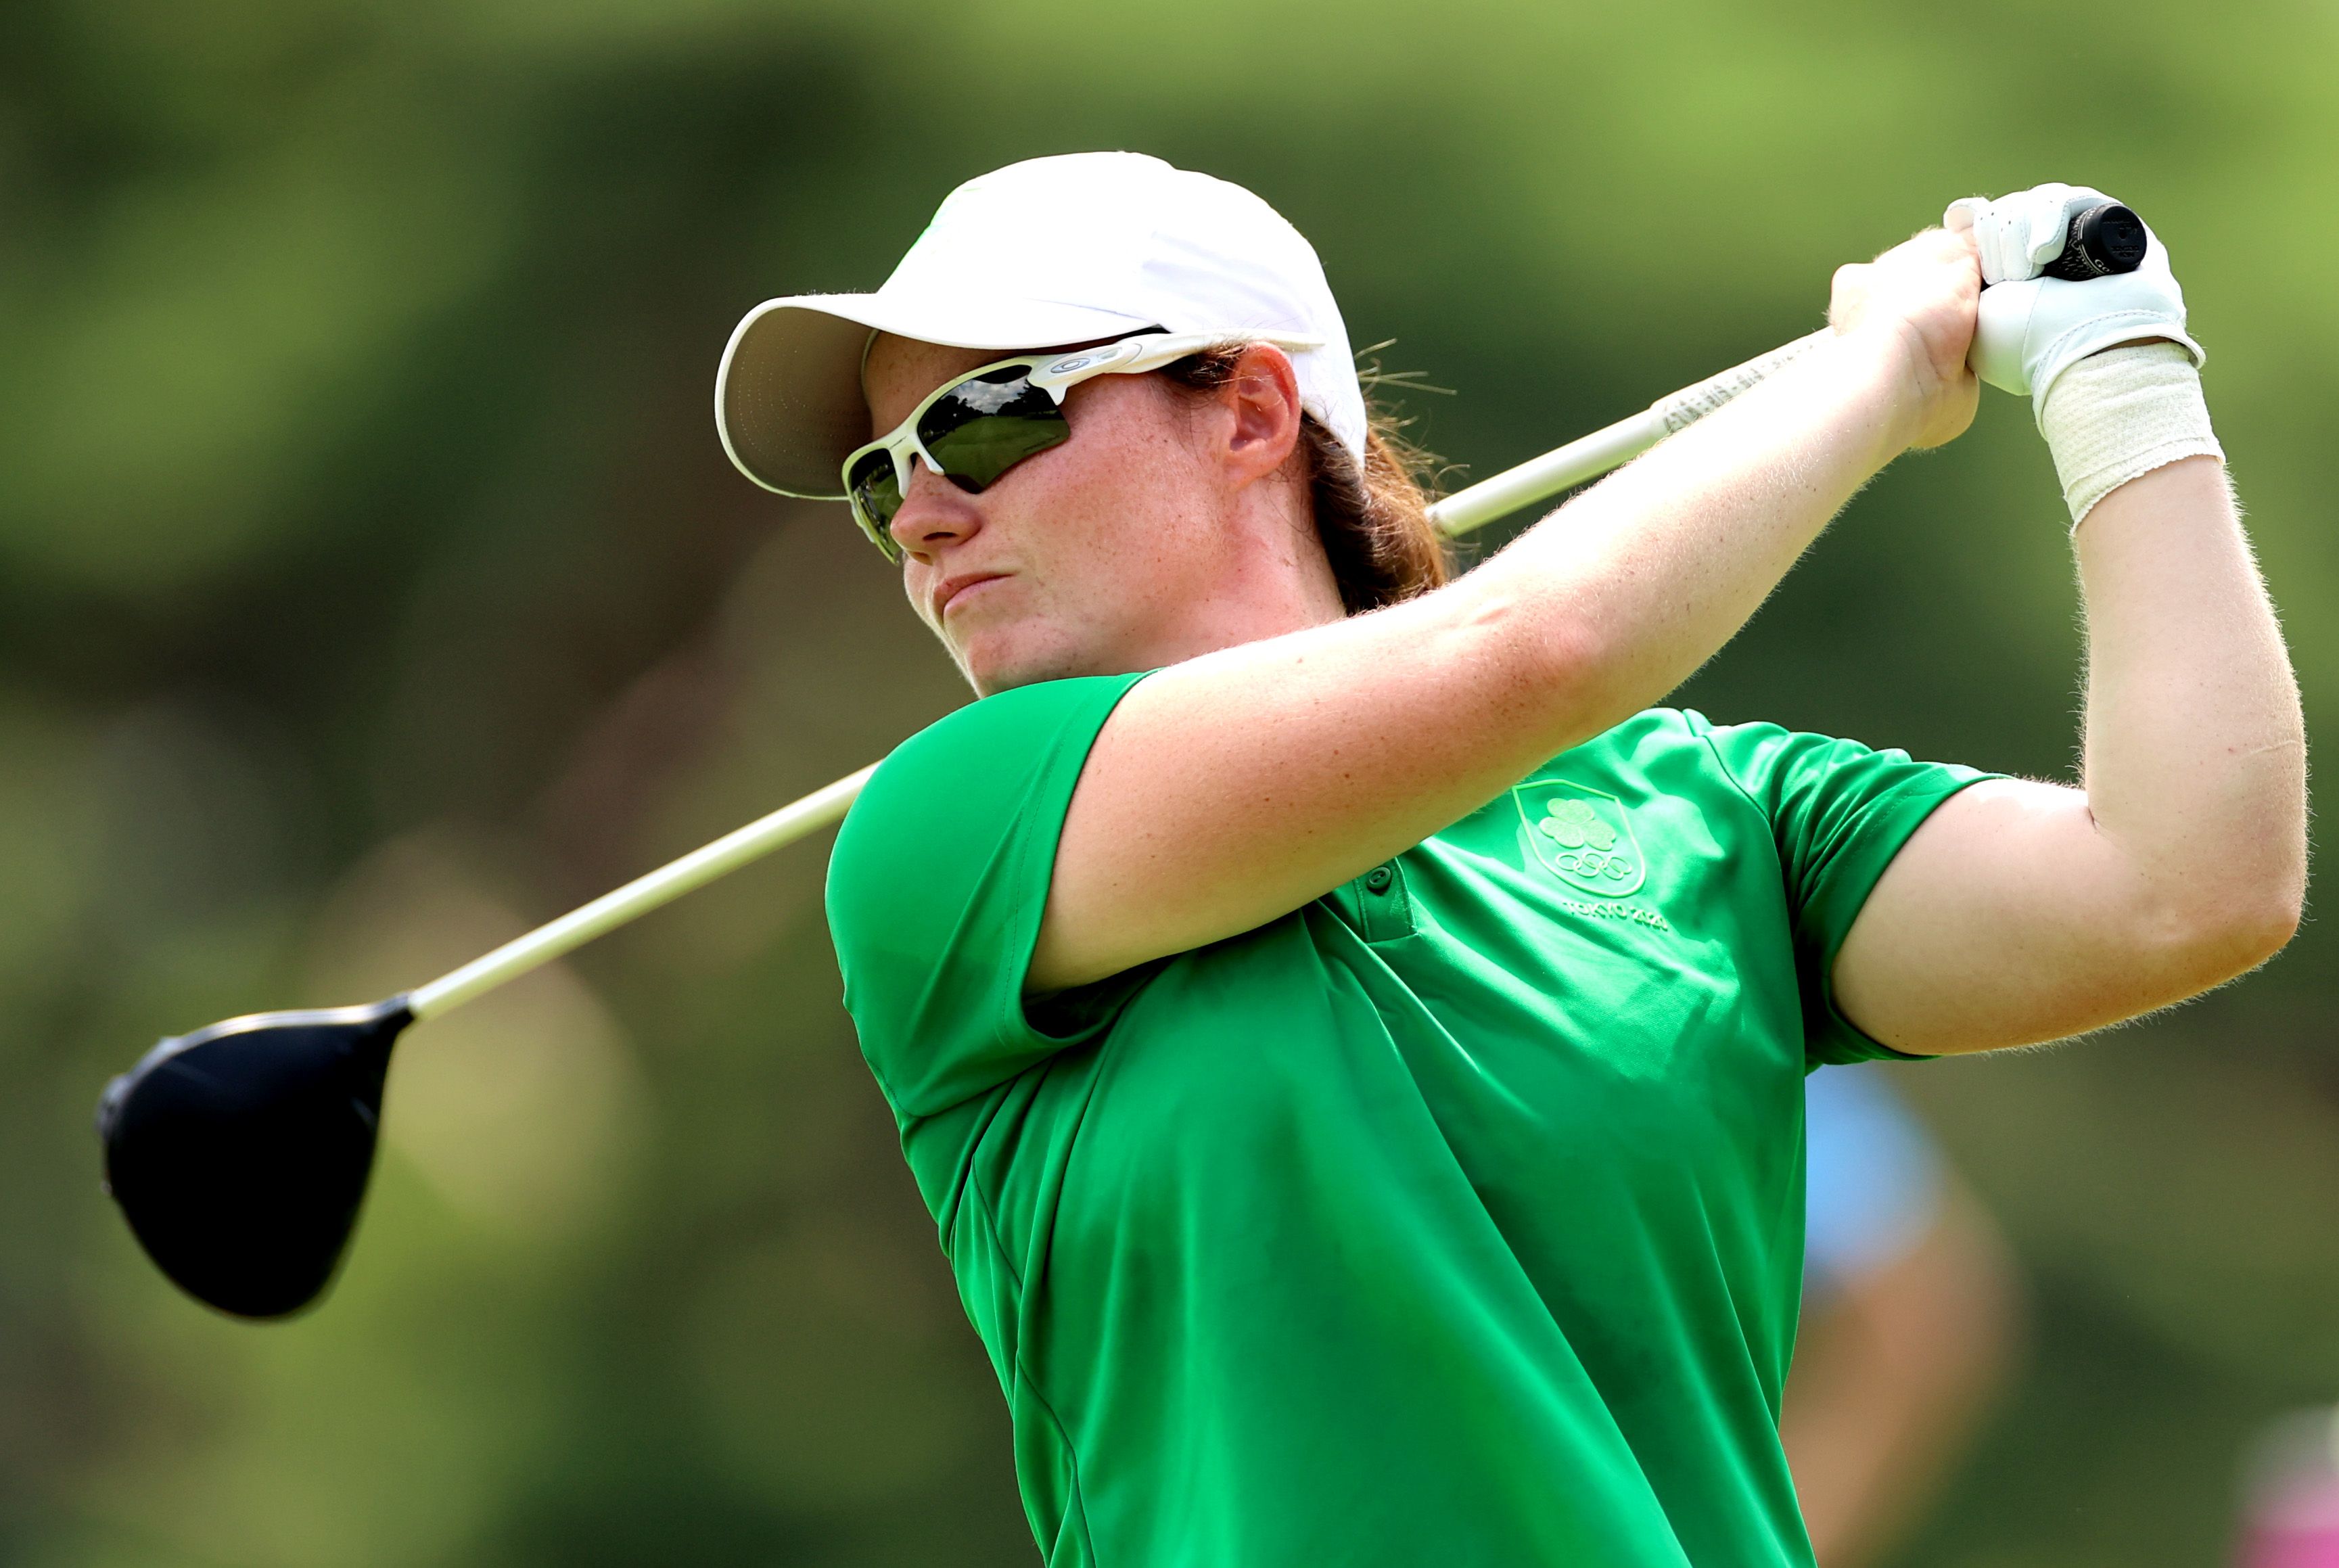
5;0;2334;1563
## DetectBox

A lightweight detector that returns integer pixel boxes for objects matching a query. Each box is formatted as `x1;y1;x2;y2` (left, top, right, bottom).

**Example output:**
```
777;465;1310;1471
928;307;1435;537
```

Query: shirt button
1365;866;1394;894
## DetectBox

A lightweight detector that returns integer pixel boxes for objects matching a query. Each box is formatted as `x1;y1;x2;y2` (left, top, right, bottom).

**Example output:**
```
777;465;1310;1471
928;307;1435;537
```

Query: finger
1969;203;2022;286
1872;229;1938;265
2017;184;2076;271
1900;227;1978;270
1826;262;1870;328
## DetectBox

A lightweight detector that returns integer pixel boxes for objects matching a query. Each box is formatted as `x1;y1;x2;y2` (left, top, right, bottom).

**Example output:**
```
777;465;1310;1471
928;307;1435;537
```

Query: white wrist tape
2038;340;2223;529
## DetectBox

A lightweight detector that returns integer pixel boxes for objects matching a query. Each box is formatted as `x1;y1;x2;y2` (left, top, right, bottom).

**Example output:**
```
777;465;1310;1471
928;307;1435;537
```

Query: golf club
94;200;2150;1321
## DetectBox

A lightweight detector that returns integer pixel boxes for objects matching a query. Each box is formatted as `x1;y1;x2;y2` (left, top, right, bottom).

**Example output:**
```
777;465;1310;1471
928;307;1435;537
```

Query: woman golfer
714;154;2302;1566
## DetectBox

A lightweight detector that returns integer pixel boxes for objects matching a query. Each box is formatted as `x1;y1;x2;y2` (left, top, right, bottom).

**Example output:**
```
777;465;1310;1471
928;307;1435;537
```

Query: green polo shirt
826;672;1988;1568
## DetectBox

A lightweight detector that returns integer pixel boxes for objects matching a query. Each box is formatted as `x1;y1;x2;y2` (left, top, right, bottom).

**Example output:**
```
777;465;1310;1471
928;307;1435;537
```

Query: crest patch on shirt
1512;779;1646;898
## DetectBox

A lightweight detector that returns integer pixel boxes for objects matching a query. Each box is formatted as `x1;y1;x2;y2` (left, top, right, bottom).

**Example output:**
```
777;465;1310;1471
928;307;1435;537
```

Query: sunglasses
843;329;1321;560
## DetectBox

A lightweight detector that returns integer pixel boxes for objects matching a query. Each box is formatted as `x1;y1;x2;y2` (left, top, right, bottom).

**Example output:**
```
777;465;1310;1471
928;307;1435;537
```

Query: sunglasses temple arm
1119;331;1323;376
405;764;878;1022
1428;327;1833;540
402;325;1835;1028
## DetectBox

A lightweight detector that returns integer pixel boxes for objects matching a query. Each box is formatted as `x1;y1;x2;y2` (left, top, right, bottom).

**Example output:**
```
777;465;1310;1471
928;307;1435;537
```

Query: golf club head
96;995;413;1319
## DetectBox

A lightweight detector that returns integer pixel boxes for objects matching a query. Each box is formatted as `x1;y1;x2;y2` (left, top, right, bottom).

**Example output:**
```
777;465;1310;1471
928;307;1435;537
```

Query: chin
951;626;1109;698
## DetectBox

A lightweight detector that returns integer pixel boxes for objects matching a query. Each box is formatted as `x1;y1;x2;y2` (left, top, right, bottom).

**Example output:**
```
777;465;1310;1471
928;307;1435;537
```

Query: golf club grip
1647;327;1836;438
2041;201;2149;281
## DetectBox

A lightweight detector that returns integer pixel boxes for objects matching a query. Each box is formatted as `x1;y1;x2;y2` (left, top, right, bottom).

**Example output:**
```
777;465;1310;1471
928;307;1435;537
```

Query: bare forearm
1835;457;2306;1052
1460;328;1914;746
2077;456;2306;949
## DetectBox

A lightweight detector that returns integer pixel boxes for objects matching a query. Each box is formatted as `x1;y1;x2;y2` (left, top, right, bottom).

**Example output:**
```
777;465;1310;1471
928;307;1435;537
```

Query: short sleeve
826;671;1151;1118
1693;716;1997;1067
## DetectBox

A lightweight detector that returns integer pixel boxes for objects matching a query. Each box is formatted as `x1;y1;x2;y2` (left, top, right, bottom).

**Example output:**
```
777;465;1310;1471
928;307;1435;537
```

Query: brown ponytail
1159;348;1448;614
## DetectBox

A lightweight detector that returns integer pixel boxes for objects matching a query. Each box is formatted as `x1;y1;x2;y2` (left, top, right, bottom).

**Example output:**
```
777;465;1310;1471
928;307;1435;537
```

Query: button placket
1356;860;1413;942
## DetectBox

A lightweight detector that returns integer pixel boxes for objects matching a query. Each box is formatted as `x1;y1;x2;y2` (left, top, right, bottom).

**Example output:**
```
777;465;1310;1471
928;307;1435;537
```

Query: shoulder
843;675;1145;836
1623;709;1929;802
1531;707;1755;794
824;671;1154;1119
877;674;1146;787
828;672;1148;926
1527;708;1955;818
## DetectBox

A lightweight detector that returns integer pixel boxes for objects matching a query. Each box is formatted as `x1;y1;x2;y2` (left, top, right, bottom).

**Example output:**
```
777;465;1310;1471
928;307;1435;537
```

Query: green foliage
3;0;2334;1563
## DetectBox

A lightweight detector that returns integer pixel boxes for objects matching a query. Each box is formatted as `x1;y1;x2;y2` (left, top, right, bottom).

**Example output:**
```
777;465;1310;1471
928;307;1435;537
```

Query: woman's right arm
1029;229;1983;994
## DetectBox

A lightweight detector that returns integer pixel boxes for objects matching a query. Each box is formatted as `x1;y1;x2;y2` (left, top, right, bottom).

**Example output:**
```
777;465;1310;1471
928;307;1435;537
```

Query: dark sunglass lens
919;369;1069;490
847;451;904;531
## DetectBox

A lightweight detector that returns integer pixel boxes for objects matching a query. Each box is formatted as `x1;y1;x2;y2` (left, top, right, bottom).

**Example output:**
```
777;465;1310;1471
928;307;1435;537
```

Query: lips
932;572;1007;620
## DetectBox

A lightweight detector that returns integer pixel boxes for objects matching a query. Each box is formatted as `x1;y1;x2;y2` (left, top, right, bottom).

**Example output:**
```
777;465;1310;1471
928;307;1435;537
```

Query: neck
1127;490;1345;668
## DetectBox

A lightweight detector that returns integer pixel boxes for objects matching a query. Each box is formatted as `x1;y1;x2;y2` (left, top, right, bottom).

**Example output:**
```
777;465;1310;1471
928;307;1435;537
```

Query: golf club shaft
1427;328;1832;538
408;765;876;1019
405;326;1837;1024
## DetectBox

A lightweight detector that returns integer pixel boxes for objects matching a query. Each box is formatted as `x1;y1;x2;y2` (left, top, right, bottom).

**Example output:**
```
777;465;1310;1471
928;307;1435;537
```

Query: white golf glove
1945;184;2220;528
1944;183;2205;405
1947;181;2112;285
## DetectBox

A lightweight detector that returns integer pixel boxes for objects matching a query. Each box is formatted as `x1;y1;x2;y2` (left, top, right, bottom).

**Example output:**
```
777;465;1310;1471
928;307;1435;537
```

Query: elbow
1443;589;1624;738
2233;876;2307;969
1535;612;1623;718
2136;873;2304;993
2220;824;2310;973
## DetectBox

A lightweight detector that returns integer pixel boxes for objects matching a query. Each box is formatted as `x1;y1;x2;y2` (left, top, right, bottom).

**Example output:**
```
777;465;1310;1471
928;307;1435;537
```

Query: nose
887;457;981;557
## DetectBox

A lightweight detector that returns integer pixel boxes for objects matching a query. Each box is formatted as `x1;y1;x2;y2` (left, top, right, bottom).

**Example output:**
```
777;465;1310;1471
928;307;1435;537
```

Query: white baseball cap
714;152;1366;499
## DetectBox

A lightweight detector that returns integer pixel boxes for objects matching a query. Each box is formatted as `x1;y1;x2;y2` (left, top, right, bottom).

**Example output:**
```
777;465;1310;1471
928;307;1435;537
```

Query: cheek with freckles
900;375;1238;691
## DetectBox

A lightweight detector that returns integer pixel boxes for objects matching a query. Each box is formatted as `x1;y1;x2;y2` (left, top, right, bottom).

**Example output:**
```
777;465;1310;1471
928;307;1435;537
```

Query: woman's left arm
1832;450;2306;1055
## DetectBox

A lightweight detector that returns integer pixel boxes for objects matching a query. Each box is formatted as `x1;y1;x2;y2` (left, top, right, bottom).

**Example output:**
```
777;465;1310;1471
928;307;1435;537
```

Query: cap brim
714;294;1155;498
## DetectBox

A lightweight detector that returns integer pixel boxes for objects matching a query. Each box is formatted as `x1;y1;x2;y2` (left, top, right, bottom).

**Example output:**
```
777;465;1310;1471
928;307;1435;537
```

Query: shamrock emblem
1537;797;1616;852
1516;780;1646;896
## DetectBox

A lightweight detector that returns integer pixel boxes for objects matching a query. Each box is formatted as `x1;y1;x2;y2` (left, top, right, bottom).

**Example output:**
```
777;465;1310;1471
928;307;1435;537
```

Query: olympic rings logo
1550;848;1636;881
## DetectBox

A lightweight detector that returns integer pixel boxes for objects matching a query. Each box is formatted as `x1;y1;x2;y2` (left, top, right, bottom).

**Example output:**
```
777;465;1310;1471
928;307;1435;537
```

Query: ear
1217;344;1307;488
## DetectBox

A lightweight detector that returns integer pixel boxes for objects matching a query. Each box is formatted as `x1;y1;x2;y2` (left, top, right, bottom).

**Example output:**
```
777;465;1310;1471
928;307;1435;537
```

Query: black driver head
96;995;413;1319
